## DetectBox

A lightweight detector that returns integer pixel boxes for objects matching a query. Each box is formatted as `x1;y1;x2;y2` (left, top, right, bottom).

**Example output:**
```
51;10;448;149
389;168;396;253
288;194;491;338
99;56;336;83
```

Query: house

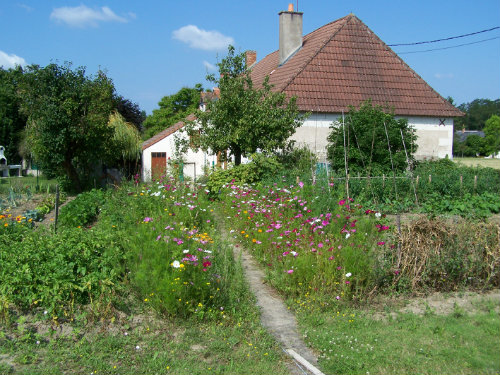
142;114;213;181
143;5;464;180
249;5;464;162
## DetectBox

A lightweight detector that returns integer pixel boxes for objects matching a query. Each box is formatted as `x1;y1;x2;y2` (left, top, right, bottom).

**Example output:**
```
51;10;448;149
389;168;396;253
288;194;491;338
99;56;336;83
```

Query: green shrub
58;189;108;228
0;227;125;318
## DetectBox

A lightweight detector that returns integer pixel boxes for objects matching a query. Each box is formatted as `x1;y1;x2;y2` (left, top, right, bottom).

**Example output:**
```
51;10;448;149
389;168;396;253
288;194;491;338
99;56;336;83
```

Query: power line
396;36;500;55
388;26;500;46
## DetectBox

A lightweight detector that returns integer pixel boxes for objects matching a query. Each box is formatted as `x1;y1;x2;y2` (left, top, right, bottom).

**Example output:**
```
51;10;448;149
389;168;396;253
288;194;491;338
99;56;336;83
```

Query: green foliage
20;63;115;192
113;95;145;132
456;98;500;131
142;85;202;140
0;67;26;164
483;114;500;155
58;189;108;228
106;111;142;166
327;100;418;174
193;45;304;165
0;227;125;317
206;153;283;195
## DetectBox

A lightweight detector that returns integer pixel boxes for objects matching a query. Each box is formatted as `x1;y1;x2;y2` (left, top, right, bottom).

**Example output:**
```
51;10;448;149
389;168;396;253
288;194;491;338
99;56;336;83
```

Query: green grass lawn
453;157;500;170
298;299;500;375
0;303;290;375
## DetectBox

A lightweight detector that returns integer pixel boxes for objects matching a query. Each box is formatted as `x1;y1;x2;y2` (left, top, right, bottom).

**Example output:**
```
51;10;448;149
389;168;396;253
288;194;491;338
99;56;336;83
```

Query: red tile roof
142;113;196;150
250;14;463;117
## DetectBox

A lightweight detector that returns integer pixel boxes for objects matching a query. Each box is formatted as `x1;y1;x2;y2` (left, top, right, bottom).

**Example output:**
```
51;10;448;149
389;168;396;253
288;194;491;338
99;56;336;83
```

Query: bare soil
369;289;500;321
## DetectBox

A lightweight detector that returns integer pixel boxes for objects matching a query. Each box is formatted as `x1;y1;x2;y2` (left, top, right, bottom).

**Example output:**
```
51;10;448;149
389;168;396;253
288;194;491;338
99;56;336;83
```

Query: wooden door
151;152;166;179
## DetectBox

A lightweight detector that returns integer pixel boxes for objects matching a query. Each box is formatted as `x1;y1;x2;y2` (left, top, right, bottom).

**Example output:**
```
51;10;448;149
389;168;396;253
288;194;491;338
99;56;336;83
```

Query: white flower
183;249;189;253
172;260;181;268
345;233;351;239
375;212;382;218
346;272;352;278
135;345;140;350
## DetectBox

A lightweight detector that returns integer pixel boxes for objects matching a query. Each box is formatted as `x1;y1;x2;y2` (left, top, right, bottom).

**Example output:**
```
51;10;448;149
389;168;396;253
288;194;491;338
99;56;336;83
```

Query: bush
58;189;109;228
0;227;125;318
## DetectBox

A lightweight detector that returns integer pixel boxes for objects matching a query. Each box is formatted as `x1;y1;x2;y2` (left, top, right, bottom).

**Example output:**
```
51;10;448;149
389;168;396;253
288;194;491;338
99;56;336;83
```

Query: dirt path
216;215;324;375
35;196;76;228
234;245;324;375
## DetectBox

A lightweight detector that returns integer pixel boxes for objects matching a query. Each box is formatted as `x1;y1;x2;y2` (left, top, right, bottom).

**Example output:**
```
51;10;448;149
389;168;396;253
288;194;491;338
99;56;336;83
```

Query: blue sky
1;1;499;115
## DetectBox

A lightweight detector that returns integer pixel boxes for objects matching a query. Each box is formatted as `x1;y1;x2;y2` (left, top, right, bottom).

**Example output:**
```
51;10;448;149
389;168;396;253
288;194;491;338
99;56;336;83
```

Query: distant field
453;157;500;170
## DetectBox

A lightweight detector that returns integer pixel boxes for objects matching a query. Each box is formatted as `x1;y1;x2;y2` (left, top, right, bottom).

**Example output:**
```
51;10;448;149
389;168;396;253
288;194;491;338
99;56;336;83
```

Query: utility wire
396;36;500;54
388;26;499;46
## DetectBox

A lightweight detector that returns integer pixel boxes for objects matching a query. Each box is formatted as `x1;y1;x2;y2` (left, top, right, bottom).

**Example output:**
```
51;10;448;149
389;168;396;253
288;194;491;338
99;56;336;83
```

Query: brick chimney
279;3;303;66
245;50;257;68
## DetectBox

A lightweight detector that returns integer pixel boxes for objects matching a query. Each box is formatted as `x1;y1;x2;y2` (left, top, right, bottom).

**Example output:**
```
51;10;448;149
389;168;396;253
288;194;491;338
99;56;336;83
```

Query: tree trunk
234;147;242;166
63;159;82;193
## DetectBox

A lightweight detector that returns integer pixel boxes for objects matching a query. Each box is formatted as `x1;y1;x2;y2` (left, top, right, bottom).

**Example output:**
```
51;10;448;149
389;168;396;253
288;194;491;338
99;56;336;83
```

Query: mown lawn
297;297;500;375
453;157;500;170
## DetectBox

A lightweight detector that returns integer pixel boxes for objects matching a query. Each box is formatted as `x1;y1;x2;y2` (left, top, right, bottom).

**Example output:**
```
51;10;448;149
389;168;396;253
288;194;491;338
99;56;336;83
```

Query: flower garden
1;171;499;374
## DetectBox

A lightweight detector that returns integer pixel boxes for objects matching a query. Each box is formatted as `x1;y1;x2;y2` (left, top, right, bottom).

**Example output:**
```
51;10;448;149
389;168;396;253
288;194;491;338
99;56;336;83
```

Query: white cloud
50;5;128;28
172;25;234;51
434;73;454;79
203;60;216;71
18;3;34;12
0;50;26;69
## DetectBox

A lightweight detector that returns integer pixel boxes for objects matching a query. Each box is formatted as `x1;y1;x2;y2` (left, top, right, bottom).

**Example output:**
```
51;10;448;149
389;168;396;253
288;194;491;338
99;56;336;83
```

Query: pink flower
377;241;385;246
338;200;346;206
156;235;161;241
336;296;340;300
298;181;304;188
143;217;153;222
317;242;324;248
287;269;294;274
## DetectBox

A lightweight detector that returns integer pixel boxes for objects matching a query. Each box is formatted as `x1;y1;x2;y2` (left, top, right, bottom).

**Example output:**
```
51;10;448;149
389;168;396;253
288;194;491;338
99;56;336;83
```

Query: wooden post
428;174;432;184
460;175;463;189
346;173;350;199
474;175;477;192
396;214;402;269
54;185;60;233
416;175;419;187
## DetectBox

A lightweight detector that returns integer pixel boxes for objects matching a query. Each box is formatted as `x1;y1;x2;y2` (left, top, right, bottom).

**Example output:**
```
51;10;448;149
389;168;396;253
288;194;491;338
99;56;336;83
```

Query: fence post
460;175;463;190
474;175;477;193
428;174;432;184
416;175;419;187
54;184;60;233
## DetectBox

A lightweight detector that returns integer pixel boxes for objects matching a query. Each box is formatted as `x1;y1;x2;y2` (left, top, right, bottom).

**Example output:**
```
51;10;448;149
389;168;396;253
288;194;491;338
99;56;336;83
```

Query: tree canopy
483;115;500;156
327;100;417;175
20;63;115;192
142;85;203;140
192;45;303;165
0;67;26;164
455;98;500;131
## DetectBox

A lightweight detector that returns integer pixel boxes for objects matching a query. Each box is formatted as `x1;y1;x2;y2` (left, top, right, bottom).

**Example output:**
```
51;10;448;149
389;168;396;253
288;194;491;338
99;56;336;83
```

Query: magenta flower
143;217;153;222
298;181;304;188
377;241;385;246
287;269;294;274
338;200;346;206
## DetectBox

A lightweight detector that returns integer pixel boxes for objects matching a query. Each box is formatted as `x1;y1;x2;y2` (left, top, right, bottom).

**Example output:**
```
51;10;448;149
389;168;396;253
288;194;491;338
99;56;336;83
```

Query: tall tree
20;63;114;192
455;98;500;131
0;67;26;164
193;45;303;165
142;85;203;140
113;95;146;132
483;115;500;156
327;100;417;174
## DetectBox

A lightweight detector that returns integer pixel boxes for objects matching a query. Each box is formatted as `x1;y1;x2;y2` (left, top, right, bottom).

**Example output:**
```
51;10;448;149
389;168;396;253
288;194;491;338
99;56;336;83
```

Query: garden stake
54;184;60;233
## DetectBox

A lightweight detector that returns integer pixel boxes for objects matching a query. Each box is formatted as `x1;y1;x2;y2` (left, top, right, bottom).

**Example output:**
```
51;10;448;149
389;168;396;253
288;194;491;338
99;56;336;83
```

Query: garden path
221;222;325;375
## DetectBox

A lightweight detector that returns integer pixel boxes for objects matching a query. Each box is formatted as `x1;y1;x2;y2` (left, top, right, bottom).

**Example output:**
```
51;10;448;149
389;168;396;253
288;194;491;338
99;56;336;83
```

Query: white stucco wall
290;112;454;161
142;132;217;181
